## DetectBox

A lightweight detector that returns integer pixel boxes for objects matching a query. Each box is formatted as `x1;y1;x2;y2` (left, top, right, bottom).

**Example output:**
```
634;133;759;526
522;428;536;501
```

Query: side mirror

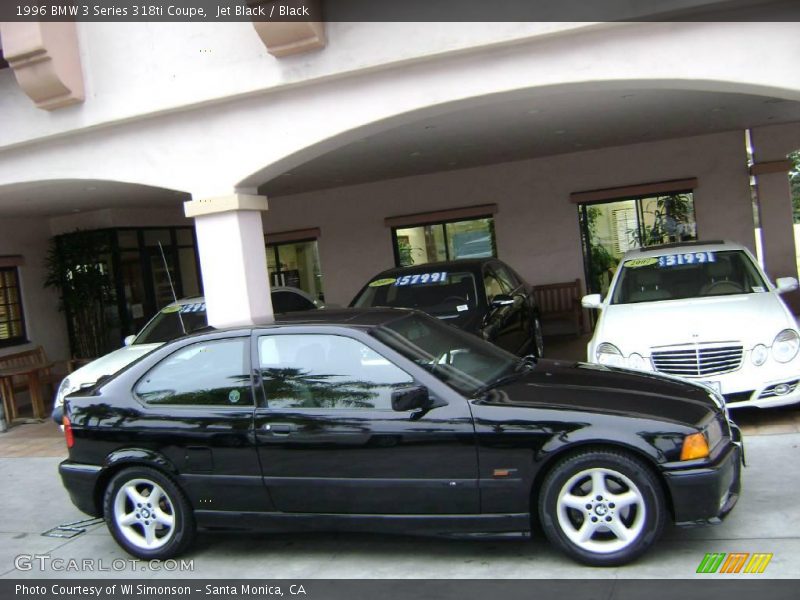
490;294;515;309
582;293;603;309
775;277;798;294
391;386;431;412
123;335;136;346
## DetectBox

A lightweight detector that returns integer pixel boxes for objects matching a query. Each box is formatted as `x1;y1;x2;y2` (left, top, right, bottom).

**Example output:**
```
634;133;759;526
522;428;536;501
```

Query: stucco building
1;4;799;368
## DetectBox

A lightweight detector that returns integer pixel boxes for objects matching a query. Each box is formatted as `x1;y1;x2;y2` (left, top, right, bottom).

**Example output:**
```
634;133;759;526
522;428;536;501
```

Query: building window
0;267;26;347
392;217;497;267
53;226;201;357
265;229;325;302
576;187;698;296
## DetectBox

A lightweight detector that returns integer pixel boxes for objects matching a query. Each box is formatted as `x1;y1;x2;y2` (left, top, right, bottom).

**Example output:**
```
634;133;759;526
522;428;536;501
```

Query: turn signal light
680;432;709;461
62;416;74;449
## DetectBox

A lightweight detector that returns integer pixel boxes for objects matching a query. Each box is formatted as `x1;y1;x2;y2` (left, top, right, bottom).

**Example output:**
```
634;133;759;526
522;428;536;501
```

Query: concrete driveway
0;424;797;580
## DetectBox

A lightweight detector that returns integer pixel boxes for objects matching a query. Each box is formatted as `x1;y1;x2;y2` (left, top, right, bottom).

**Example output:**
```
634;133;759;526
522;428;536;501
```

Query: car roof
180;308;418;340
623;240;746;259
368;257;499;279
164;286;315;308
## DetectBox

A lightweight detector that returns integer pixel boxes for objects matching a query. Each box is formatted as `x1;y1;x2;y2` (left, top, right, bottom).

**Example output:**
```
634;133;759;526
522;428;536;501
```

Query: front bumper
59;461;103;517
663;434;743;526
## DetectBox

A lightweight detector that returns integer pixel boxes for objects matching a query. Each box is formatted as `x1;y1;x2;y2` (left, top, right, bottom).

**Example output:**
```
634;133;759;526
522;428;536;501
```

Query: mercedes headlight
772;329;799;363
751;344;768;366
596;343;623;367
55;377;79;409
626;352;648;370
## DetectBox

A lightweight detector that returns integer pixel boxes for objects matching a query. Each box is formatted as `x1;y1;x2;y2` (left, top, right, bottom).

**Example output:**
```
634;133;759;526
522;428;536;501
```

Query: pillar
184;193;273;328
750;125;800;313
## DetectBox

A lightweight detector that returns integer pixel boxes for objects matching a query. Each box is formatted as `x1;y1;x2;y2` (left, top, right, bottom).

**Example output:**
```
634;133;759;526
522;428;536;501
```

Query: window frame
256;331;416;412
390;215;497;267
0;266;28;348
133;336;255;408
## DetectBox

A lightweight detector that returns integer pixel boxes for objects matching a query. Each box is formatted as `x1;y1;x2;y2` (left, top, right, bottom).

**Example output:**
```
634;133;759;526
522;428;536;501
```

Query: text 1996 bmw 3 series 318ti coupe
58;308;742;566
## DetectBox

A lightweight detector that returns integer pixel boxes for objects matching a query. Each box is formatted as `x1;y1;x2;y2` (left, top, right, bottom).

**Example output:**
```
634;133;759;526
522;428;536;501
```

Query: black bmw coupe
58;308;742;566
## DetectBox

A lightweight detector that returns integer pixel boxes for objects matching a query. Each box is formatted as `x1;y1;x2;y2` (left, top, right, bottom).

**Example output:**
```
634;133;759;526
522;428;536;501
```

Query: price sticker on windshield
395;272;448;286
657;252;716;267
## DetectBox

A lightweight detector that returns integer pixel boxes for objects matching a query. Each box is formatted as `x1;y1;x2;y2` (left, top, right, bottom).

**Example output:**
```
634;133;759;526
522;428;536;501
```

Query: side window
272;291;316;313
135;338;252;406
258;334;414;410
493;264;518;292
483;269;506;303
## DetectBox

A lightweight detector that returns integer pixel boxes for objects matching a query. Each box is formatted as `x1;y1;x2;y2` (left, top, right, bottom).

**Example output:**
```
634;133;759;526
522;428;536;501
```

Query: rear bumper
663;436;743;526
59;460;103;517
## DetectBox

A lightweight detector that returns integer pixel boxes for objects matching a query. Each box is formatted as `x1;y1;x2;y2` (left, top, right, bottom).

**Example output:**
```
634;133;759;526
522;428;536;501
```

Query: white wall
0;21;597;150
1;21;798;200
263;130;753;305
0;218;69;361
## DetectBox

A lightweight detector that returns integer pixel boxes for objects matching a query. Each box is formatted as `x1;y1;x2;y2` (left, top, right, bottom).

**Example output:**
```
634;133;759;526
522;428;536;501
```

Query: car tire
538;449;665;566
103;466;195;560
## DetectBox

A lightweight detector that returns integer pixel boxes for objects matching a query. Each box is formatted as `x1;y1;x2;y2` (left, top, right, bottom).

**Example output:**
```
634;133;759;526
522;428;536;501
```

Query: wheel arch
529;441;676;527
93;448;181;516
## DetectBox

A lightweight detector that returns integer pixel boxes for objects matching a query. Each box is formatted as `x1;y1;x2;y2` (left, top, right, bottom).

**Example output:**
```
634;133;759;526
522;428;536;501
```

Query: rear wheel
538;449;665;566
103;466;195;559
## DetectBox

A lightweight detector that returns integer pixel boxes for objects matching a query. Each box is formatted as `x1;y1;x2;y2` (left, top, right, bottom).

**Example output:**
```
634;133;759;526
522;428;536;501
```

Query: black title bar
1;0;799;22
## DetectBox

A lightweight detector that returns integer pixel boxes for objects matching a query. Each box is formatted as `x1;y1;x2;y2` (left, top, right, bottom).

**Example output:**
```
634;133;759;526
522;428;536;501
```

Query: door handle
263;423;296;435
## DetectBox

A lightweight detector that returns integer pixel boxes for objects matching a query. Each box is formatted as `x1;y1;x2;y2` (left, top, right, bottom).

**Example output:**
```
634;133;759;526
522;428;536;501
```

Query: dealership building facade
1;9;799;366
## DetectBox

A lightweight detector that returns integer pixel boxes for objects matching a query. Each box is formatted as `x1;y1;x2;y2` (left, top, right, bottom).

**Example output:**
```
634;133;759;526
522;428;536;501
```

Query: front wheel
538;449;665;566
103;466;196;559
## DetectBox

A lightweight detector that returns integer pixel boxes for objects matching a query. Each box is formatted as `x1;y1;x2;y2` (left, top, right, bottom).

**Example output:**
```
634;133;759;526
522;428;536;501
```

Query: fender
536;420;688;468
103;447;179;474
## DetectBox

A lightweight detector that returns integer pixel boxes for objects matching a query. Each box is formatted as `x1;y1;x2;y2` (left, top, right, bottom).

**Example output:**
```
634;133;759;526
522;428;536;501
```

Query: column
750;125;800;312
184;193;273;328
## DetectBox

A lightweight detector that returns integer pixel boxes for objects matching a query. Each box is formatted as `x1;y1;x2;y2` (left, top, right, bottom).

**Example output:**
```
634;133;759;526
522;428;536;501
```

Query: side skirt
194;511;530;538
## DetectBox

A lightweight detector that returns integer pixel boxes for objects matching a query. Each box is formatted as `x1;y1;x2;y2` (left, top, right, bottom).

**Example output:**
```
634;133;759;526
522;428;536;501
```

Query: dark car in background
59;308;742;566
350;258;544;357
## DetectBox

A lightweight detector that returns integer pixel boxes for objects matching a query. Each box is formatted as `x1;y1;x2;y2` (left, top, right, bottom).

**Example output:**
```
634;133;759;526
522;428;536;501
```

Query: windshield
611;249;767;305
371;312;521;397
133;303;208;344
354;271;479;315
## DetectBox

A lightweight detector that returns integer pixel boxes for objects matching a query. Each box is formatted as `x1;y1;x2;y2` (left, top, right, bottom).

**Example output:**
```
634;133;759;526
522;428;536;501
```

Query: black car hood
481;358;718;427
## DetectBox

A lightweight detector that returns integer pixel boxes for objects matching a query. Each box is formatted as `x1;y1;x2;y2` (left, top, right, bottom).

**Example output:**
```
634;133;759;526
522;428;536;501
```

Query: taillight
62;416;74;448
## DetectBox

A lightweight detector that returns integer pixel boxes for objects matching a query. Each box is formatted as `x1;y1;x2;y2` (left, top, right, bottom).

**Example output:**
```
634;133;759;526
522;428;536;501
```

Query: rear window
353;271;479;315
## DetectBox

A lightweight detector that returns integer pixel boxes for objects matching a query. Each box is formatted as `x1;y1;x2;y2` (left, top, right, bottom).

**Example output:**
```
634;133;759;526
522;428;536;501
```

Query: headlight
596;343;623;367
751;344;768;366
626;352;648;370
772;329;799;363
55;377;80;408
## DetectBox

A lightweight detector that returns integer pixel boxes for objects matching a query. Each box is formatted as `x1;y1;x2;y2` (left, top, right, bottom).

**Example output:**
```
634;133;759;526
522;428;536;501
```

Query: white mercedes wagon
582;240;800;409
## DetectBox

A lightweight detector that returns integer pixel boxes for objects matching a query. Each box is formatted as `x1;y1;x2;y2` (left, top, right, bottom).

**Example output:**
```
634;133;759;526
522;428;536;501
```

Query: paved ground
1;334;798;579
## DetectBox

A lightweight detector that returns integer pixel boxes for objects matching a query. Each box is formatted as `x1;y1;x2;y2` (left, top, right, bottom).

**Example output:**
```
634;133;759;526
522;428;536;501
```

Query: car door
482;264;526;353
252;328;480;515
131;334;268;512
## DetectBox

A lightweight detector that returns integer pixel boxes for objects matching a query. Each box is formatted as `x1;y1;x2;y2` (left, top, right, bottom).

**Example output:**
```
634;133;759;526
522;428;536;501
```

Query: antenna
158;241;186;336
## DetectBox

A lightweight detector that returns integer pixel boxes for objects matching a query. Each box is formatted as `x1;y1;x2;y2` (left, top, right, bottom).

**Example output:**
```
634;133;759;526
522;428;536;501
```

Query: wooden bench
532;278;585;337
0;346;77;422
